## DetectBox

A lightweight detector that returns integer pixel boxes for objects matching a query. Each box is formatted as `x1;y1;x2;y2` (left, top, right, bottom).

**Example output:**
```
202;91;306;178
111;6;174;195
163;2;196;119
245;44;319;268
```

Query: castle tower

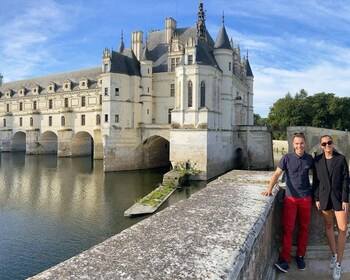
140;38;153;124
245;51;254;125
213;15;233;129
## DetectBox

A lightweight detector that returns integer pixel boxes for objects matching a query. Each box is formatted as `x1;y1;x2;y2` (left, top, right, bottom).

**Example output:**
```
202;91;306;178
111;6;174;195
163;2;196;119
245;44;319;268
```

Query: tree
266;90;350;139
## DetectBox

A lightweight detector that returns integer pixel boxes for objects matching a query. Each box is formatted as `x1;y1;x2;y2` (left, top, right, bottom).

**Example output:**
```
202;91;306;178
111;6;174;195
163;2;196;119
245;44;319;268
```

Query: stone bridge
28;170;350;280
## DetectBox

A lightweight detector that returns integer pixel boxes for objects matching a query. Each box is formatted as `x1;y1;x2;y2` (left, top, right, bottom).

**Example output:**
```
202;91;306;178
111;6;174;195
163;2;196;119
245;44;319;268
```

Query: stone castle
0;2;273;180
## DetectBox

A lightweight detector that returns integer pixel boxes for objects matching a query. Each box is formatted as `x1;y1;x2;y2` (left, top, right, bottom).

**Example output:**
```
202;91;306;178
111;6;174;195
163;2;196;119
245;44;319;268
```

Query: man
262;132;314;273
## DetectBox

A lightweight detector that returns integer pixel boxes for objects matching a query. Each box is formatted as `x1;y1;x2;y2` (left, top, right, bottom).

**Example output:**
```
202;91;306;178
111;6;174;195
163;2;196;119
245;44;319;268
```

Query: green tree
266;90;350;139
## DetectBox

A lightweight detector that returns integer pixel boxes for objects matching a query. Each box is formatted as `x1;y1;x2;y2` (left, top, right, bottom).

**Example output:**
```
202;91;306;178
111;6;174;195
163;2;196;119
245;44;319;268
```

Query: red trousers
280;196;312;263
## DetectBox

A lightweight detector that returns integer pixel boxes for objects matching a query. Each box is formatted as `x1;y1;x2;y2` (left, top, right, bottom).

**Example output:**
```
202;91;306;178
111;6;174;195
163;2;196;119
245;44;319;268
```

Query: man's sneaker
296;256;306;270
330;254;337;269
333;262;341;280
275;258;289;273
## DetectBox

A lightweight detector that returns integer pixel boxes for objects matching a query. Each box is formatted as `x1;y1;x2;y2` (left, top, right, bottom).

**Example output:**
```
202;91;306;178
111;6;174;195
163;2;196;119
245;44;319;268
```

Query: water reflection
0;153;206;280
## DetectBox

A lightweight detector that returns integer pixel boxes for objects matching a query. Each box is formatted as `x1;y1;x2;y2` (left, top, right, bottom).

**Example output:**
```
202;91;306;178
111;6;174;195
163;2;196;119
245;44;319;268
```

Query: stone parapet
29;170;279;280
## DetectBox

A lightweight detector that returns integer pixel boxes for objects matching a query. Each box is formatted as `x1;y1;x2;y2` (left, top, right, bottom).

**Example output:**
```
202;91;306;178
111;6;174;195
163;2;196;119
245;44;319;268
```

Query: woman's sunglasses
321;141;333;147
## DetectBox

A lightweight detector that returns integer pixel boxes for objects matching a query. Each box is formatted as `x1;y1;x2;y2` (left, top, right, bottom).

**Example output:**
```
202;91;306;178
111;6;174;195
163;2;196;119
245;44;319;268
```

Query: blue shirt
278;152;314;198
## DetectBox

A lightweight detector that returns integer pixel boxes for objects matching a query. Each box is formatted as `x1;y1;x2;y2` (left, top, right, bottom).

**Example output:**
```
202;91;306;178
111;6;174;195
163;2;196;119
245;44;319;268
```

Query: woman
313;135;349;280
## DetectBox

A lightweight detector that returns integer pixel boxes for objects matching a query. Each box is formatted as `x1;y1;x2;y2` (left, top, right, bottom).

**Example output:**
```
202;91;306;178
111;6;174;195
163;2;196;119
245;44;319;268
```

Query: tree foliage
267;90;350;139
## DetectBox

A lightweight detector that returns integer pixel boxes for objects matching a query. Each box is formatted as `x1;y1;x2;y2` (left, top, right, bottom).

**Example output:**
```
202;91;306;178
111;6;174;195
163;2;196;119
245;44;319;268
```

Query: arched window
200;81;206;108
61;116;65;126
96;114;101;125
3;118;6;127
188;80;193;107
30;117;33;126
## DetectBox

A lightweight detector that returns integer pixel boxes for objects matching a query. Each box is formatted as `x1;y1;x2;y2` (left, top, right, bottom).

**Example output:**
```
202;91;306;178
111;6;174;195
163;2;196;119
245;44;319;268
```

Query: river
0;153;206;280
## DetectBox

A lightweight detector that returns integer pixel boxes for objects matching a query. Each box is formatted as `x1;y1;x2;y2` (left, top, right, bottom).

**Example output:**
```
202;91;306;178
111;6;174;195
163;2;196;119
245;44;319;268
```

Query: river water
0;153;206;280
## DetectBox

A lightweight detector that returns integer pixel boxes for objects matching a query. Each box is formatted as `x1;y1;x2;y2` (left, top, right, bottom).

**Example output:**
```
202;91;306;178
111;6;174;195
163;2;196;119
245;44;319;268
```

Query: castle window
96;114;101;125
19;102;23;111
33;101;37;110
168;109;172;124
49;116;52;126
65;84;68;89
99;95;102;105
30;117;33;126
61;116;65;126
19;117;23;126
188;80;193;107
171;58;176;72
104;63;108;73
49;99;53;109
104;114;108;122
3;119;6;127
104;88;108;96
115;114;119;123
6;104;9;112
200;81;206;107
170;84;175;97
82;82;85;87
147;87;149;93
152;118;155;124
115;88;119;96
81;115;85;126
64;98;69;107
229;62;231;71
147;109;149;115
188;55;193;65
81;96;86;107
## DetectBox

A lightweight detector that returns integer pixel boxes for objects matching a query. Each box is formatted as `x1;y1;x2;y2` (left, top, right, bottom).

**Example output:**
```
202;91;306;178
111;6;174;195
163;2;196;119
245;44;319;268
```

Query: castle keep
0;3;273;180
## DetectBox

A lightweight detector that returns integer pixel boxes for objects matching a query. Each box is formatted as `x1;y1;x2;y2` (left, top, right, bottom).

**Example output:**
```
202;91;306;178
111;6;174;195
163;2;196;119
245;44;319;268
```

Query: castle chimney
131;31;143;61
165;17;177;45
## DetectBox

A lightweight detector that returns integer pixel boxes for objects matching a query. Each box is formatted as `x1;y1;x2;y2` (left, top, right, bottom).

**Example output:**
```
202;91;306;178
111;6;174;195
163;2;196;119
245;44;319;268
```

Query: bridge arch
72;131;93;157
136;135;170;169
39;131;58;154
12;131;26;152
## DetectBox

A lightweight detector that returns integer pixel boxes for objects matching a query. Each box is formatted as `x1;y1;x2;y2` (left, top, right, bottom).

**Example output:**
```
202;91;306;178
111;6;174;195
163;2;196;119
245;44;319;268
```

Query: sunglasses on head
321;141;333;147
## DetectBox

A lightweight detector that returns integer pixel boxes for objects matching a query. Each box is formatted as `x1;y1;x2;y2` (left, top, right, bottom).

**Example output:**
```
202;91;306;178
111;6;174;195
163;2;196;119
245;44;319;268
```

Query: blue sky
1;0;350;117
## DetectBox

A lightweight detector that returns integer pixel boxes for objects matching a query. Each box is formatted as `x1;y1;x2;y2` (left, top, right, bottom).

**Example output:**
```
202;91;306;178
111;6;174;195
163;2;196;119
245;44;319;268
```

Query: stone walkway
276;255;350;280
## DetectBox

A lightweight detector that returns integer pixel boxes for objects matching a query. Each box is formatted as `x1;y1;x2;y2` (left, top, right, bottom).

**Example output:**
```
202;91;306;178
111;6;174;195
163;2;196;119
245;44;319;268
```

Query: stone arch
71;131;93;157
136;135;170;169
39;131;58;154
11;131;26;152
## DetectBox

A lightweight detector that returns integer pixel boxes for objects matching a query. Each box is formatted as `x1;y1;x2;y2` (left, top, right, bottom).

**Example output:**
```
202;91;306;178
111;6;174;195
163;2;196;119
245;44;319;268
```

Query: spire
245;50;254;77
196;1;207;39
118;29;125;53
214;16;231;49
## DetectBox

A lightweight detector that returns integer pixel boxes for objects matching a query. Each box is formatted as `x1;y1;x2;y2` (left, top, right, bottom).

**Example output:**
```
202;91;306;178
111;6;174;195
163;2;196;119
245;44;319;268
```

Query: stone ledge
29;170;275;280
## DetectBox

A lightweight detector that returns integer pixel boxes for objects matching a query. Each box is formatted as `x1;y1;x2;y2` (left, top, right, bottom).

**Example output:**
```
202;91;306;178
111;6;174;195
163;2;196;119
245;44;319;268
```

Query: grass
138;180;176;207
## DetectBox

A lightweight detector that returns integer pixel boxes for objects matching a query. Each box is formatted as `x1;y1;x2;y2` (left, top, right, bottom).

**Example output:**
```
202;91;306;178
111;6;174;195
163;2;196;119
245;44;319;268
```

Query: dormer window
188;55;193;65
32;84;40;95
79;77;89;90
170;57;181;72
63;79;72;91
5;89;12;98
19;86;26;96
47;82;56;93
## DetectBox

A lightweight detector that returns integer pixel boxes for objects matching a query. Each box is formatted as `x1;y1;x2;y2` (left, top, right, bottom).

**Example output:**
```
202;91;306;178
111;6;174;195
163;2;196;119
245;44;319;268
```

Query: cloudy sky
1;0;349;117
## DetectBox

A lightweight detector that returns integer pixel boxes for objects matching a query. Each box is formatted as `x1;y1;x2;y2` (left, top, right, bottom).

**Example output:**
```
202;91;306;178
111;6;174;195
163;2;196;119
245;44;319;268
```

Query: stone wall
29;170;281;280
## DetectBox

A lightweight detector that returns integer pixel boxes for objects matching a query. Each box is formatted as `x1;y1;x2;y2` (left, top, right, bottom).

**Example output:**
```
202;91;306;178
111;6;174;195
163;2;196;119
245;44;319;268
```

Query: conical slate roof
214;24;231;49
245;59;254;77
